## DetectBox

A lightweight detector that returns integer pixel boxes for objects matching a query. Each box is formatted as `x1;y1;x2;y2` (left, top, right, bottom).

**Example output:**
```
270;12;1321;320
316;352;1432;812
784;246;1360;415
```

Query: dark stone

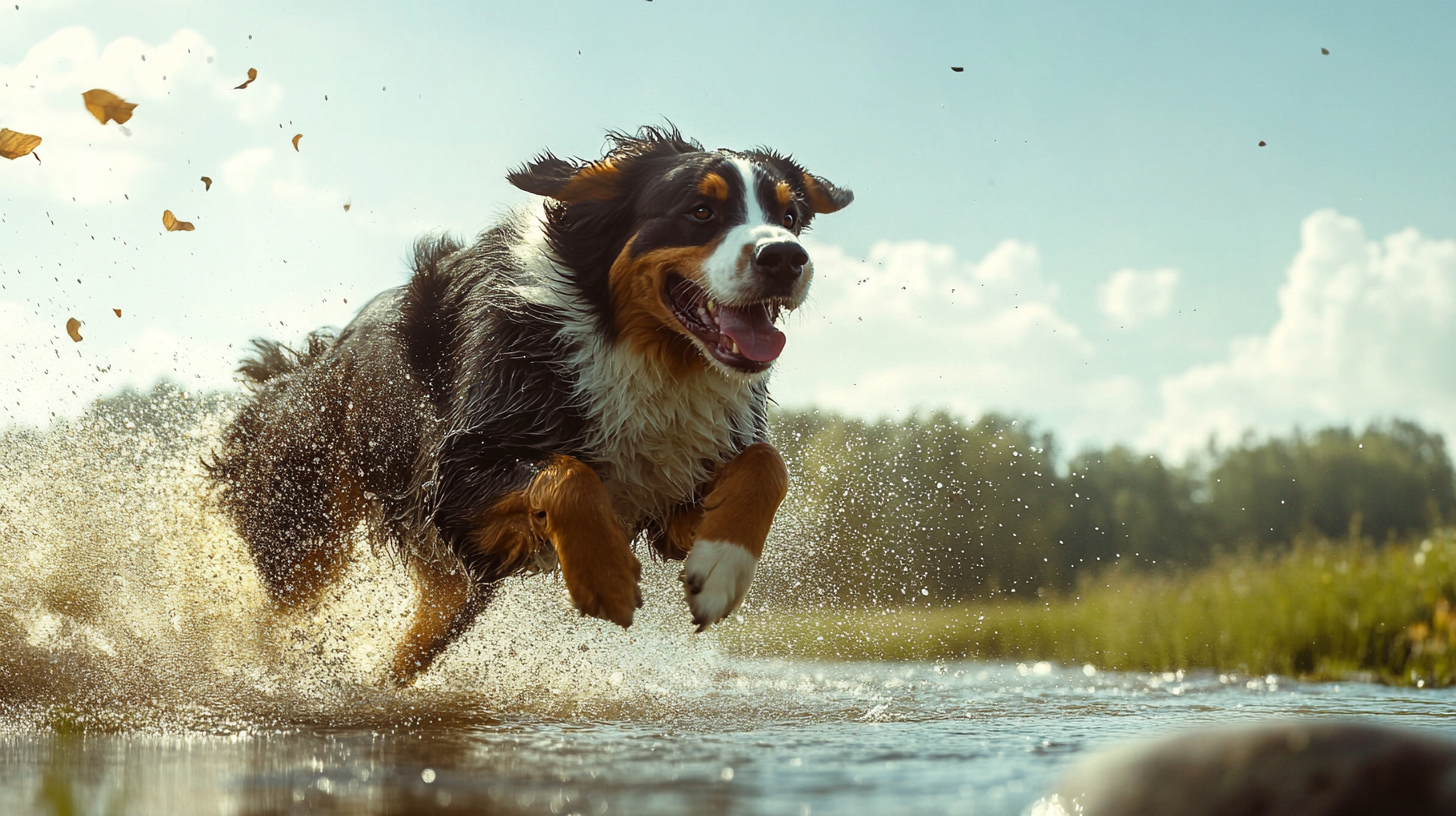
1049;721;1456;816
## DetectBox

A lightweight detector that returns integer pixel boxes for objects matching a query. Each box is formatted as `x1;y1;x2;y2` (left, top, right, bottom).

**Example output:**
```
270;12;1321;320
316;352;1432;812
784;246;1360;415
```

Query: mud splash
0;385;798;734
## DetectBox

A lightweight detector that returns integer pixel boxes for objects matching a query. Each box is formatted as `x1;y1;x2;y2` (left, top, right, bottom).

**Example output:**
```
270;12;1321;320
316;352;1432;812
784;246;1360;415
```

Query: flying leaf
342;201;351;212
201;176;212;191
951;66;965;72
113;309;122;317
292;133;302;151
235;67;258;90
1258;141;1267;147
66;318;83;342
162;209;195;232
82;89;138;125
1321;47;1330;55
0;128;42;160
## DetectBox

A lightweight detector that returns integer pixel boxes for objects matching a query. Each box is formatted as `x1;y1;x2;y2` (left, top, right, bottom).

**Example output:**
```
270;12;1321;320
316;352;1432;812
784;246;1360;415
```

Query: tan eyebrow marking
697;173;729;200
775;181;792;207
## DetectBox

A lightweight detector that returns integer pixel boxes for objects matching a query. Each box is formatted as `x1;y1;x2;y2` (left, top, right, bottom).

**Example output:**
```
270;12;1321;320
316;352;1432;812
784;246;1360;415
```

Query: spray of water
0;385;807;734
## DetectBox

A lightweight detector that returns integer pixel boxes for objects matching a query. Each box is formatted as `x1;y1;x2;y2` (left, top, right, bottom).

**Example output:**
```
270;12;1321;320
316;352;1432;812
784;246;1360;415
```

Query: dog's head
508;125;853;377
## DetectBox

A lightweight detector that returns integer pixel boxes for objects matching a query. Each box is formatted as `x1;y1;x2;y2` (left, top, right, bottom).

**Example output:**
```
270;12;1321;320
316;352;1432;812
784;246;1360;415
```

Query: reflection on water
3;395;1456;815
5;664;1456;816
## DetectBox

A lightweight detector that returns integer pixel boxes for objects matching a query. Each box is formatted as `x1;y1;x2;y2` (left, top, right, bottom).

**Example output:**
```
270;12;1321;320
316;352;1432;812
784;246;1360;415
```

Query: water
4;394;1456;815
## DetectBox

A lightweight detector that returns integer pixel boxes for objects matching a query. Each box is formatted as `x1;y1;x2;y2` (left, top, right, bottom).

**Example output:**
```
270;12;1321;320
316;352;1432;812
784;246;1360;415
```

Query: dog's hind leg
388;490;543;685
389;555;484;686
678;443;788;631
249;464;367;611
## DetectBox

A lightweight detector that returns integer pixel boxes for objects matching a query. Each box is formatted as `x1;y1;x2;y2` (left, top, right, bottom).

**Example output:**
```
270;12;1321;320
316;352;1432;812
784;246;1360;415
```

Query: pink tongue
716;303;786;362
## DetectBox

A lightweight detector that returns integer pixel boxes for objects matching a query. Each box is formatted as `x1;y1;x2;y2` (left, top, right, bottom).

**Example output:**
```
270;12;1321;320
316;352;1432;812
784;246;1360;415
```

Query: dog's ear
802;173;854;215
745;149;853;216
507;153;622;203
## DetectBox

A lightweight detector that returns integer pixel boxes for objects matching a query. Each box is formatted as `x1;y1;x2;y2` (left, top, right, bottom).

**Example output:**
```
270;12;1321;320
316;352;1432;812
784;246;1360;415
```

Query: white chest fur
572;337;759;524
510;207;761;524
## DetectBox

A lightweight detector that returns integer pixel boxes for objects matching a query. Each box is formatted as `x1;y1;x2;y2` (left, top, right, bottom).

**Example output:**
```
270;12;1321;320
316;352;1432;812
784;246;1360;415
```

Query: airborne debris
66;318;82;342
82;89;138;125
235;68;258;90
1321;47;1330;55
951;66;964;72
113;308;122;317
1258;141;1267;147
162;210;195;232
201;176;212;191
0;128;41;160
343;201;351;212
292;133;302;151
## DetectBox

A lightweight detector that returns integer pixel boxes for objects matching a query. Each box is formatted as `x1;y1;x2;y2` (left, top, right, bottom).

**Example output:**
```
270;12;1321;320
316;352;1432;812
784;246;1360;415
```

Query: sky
2;1;1454;461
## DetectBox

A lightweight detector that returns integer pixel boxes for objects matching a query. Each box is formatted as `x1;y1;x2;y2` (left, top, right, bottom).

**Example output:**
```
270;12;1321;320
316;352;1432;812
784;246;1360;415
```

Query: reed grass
724;530;1456;686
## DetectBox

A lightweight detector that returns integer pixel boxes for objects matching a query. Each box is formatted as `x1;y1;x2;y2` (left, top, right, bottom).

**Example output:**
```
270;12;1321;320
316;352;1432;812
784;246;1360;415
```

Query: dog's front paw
563;545;642;629
679;540;757;632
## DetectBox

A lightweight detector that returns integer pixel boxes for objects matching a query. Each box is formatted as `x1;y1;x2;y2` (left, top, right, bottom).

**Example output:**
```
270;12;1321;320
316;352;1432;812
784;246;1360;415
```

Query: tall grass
726;531;1456;686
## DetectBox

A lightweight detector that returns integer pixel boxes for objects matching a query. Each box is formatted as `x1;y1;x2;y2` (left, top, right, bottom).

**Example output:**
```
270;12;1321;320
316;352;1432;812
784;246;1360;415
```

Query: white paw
679;540;757;631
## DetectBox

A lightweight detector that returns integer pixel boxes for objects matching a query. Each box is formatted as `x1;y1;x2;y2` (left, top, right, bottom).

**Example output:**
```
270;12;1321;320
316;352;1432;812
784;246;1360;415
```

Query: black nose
753;241;809;281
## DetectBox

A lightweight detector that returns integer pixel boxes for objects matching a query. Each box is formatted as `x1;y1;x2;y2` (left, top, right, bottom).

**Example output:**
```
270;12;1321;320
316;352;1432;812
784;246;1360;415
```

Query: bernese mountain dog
207;125;853;684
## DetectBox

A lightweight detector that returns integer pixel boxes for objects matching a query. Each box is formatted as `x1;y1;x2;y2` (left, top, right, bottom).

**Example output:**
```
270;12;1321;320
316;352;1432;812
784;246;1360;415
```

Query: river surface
4;399;1456;815
4;660;1456;816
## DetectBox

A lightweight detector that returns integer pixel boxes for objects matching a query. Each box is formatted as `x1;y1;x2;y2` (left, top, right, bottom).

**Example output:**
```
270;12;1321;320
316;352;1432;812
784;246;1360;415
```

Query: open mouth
663;273;787;374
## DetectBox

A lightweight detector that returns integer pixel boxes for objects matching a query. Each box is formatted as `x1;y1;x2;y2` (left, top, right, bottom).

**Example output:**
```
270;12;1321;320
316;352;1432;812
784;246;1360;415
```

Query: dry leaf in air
66;318;83;342
82;89;138;125
201;176;212;191
0;128;42;160
343;201;351;212
113;309;122;317
235;68;258;89
162;209;195;232
292;133;302;151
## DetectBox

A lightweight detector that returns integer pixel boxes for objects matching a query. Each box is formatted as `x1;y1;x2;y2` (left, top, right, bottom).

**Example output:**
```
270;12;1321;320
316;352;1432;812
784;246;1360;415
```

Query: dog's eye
781;212;797;230
689;205;715;222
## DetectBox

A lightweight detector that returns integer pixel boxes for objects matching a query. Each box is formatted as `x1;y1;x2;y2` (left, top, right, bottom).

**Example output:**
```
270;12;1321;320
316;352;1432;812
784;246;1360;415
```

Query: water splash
0;386;774;733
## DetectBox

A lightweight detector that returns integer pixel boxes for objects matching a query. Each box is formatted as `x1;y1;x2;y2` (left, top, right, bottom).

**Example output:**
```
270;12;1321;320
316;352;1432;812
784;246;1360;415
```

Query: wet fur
206;125;852;683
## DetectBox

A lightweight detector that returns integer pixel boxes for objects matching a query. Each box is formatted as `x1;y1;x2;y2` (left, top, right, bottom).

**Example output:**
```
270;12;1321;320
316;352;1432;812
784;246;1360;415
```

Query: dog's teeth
729;339;740;355
706;298;715;313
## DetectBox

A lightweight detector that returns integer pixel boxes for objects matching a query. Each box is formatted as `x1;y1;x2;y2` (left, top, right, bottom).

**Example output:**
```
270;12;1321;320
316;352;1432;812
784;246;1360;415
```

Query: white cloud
1143;209;1456;456
1098;267;1179;326
0;27;281;203
774;238;1089;421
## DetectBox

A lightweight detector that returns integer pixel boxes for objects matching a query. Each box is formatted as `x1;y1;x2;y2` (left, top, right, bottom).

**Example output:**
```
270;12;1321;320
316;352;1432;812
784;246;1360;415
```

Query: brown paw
566;547;642;628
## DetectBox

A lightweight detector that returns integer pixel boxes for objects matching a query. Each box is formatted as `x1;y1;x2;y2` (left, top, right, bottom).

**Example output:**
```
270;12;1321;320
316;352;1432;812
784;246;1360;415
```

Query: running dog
207;125;853;684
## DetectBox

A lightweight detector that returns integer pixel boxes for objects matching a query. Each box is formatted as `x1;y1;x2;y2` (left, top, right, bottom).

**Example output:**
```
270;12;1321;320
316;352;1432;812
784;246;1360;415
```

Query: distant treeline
765;410;1456;606
41;386;1456;609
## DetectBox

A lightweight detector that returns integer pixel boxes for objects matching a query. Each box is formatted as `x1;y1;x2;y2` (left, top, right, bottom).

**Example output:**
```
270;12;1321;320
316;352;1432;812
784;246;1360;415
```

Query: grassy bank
725;530;1456;686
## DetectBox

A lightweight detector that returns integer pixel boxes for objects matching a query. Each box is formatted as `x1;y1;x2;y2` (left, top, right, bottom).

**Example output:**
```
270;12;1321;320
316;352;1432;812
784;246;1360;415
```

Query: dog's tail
235;330;337;387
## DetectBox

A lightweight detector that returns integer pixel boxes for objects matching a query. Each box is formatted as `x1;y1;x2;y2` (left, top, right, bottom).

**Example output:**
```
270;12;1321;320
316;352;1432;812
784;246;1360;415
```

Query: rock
1045;721;1456;816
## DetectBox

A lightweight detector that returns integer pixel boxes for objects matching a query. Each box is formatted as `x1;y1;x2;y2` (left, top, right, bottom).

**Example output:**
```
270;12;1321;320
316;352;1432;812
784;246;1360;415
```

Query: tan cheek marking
556;161;621;203
608;241;723;378
775;181;792;208
695;443;789;559
698;173;729;200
